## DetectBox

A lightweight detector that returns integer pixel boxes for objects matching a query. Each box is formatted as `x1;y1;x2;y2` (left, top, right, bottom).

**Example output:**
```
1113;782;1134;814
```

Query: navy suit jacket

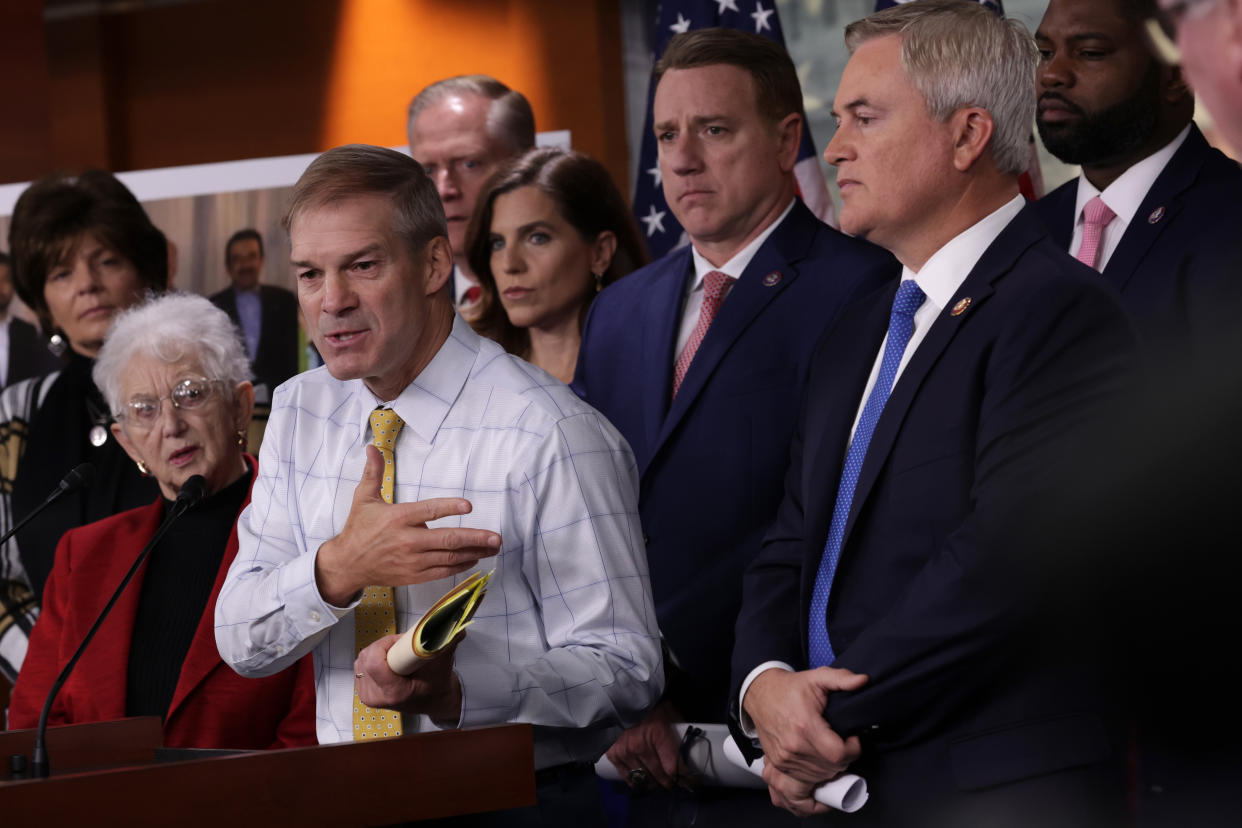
1035;125;1242;351
210;284;300;393
730;206;1136;817
573;200;897;722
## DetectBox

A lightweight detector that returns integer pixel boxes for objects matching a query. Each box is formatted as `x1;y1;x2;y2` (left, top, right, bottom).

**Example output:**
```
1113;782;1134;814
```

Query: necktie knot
369;408;404;447
1083;196;1116;228
891;279;926;320
703;270;734;305
1076;196;1116;270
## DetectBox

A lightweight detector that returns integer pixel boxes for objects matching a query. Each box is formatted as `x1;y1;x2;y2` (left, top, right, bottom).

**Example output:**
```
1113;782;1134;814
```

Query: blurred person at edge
0;170;166;682
464;148;647;384
9;293;316;749
1154;0;1242;150
408;75;535;311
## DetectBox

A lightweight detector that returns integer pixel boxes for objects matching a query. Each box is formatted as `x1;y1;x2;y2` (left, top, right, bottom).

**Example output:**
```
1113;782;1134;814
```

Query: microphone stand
29;474;205;779
0;464;95;661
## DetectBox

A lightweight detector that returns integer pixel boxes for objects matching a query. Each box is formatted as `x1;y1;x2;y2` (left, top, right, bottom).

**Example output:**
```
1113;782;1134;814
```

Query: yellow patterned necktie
354;407;405;740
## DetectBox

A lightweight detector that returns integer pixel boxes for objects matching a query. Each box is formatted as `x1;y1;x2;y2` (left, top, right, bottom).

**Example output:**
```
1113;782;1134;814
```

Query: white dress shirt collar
1073;124;1191;228
356;314;476;446
688;198;796;290
904;194;1027;312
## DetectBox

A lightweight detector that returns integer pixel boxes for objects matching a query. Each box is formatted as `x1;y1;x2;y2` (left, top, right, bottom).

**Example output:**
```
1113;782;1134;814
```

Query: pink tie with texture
1076;196;1116;271
672;270;734;397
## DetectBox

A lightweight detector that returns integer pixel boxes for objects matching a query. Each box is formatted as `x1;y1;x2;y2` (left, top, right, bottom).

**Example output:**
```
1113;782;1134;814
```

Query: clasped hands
743;666;869;817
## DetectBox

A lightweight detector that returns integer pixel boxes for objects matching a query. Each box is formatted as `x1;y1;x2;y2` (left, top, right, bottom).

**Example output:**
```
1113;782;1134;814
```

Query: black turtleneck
125;467;251;721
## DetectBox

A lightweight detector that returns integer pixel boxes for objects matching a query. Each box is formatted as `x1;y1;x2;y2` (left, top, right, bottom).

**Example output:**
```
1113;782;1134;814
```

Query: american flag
632;0;837;260
874;0;1045;199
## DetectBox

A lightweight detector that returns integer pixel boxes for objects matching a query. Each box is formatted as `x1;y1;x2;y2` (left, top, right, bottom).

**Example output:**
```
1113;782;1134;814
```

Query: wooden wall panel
0;2;53;183
3;0;629;195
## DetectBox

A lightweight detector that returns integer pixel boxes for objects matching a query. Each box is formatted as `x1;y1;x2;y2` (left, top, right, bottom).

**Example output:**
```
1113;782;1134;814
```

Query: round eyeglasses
116;376;224;428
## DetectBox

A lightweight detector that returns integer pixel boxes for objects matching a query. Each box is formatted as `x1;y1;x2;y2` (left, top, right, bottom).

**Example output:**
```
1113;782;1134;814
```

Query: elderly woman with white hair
9;293;315;750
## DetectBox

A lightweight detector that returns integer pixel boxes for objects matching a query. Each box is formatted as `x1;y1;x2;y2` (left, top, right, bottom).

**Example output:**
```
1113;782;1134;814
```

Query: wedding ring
355;672;366;679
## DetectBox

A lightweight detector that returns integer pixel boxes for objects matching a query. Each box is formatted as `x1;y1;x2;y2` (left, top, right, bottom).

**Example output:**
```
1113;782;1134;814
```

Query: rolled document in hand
386;570;492;676
723;734;869;814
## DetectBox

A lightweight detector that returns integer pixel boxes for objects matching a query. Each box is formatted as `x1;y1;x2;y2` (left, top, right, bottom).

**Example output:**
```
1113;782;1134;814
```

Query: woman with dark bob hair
465;148;646;383
0;170;167;681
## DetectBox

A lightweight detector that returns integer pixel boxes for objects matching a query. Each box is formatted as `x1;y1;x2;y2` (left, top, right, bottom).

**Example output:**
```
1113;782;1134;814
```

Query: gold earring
593;271;603;293
236;429;248;451
136;460;150;477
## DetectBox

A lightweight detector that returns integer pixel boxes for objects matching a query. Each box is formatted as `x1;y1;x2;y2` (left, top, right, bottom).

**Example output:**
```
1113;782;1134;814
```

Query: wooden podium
0;718;535;825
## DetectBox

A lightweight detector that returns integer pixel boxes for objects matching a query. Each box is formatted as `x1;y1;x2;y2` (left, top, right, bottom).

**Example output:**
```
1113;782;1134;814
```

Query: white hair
93;291;252;414
845;0;1039;175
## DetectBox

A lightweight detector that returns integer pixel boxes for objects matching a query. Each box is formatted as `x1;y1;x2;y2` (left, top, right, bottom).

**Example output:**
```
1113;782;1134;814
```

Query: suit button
643;534;650;545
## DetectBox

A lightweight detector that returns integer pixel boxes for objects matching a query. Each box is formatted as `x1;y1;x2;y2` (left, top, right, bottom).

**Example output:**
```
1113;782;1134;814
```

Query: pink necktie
1076;196;1116;271
673;270;734;397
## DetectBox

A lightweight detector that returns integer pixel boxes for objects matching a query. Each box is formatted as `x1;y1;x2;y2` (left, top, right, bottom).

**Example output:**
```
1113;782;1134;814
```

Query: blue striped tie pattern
808;280;926;668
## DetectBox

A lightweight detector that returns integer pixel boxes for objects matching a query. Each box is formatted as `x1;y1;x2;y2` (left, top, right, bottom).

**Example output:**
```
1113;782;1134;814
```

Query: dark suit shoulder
1034;178;1077;219
998;220;1124;307
801;218;894;266
597;247;692;305
260;284;298;304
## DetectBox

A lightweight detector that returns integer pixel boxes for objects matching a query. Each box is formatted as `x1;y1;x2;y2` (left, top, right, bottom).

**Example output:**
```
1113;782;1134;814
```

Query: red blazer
8;458;316;750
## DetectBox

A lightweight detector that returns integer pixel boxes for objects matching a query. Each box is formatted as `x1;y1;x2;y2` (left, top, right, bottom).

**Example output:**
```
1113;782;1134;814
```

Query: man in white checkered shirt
214;144;662;825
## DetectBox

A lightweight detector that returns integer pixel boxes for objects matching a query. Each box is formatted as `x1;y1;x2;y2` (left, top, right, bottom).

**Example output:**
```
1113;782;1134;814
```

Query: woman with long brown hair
465;148;646;383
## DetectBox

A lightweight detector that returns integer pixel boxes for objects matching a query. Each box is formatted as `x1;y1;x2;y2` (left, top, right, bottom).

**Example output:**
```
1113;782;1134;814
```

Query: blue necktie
808;279;926;668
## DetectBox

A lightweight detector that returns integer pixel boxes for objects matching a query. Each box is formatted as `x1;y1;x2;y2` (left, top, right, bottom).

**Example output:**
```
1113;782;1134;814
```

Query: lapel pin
762;270;782;287
1148;206;1165;224
950;297;972;317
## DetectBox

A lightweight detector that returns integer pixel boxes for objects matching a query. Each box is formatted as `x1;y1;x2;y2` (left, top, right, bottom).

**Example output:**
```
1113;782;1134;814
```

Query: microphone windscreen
60;463;96;494
177;475;208;508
